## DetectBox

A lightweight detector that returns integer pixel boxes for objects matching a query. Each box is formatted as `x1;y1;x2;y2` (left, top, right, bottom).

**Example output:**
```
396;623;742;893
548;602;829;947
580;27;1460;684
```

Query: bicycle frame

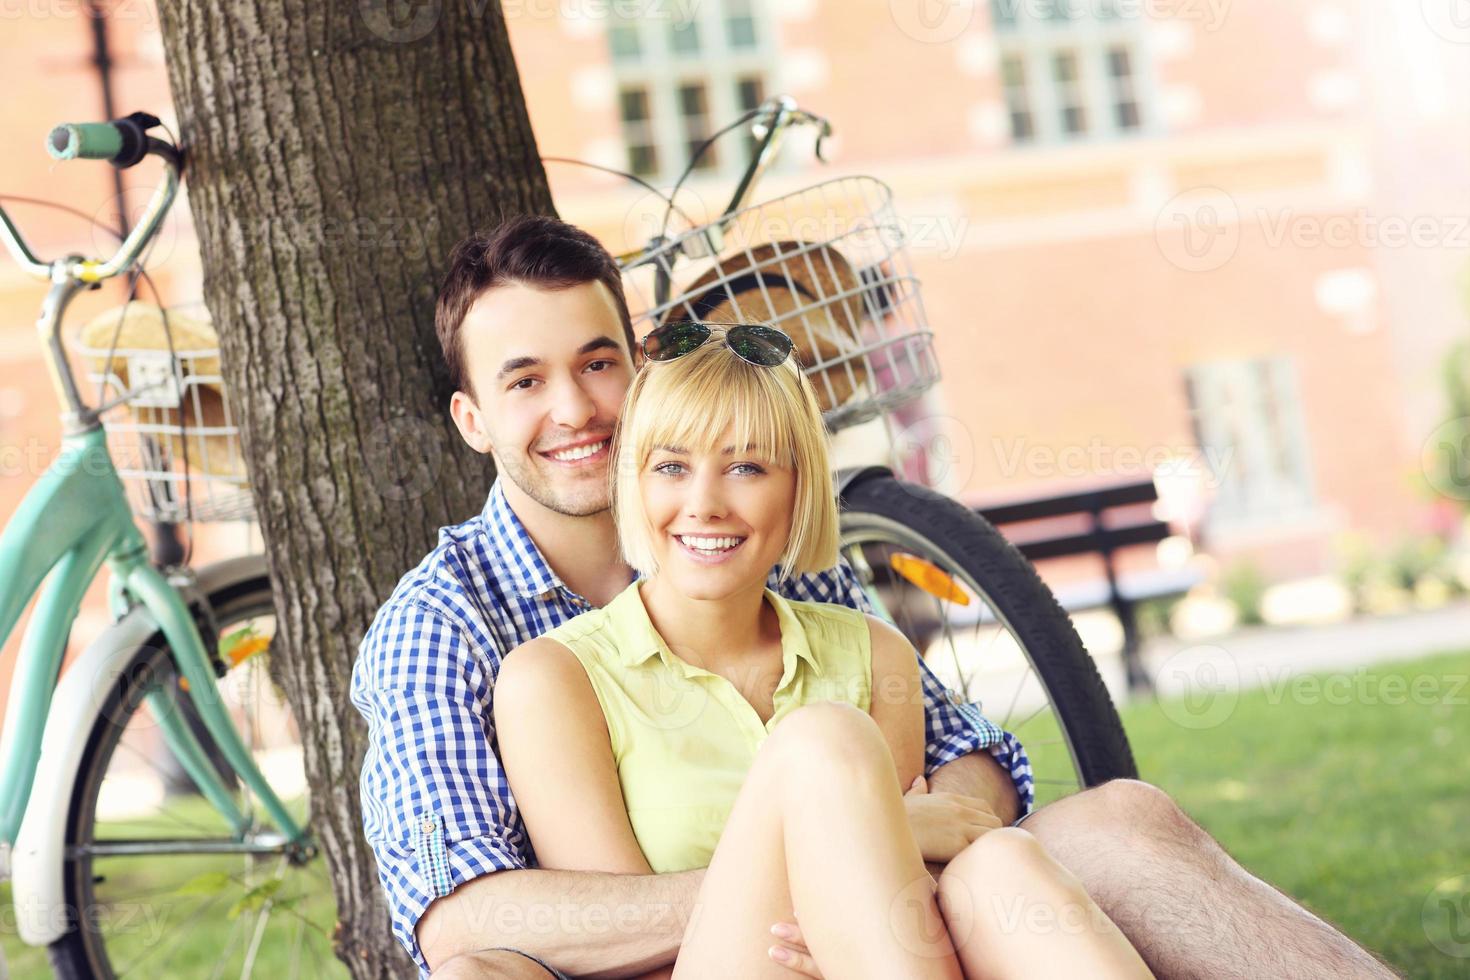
647;95;829;311
0;425;306;848
0;127;306;854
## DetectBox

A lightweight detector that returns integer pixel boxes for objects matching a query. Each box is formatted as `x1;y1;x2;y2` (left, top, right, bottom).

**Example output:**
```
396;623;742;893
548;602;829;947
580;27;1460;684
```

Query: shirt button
948;690;962;706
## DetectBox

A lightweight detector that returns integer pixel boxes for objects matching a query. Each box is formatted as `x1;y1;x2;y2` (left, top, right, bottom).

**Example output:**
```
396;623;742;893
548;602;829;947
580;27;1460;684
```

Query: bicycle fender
834;464;893;499
10;554;269;947
10;603;159;946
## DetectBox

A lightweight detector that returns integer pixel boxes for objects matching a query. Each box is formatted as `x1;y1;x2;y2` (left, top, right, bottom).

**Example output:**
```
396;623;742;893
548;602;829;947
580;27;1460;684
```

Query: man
351;215;1396;979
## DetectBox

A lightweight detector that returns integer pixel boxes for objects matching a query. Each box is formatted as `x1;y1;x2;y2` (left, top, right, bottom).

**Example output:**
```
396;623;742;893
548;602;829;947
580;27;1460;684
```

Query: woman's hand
902;774;1004;863
768;921;822;978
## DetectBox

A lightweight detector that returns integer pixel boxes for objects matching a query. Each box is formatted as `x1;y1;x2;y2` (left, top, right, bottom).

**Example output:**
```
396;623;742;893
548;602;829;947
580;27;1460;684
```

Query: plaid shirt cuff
393;817;528;978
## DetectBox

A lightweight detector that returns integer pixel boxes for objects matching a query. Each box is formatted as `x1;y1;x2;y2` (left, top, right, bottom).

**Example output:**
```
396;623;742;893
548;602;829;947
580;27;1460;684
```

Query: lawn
3;651;1465;978
1118;648;1470;979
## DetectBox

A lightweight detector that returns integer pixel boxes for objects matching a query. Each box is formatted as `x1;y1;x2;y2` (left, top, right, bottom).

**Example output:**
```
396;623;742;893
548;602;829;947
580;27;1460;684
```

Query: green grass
3;652;1466;978
1119;649;1470;979
0;795;342;979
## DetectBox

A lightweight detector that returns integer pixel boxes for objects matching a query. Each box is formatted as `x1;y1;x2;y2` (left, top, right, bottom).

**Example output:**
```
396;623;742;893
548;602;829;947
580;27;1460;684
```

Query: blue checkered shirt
350;480;1033;975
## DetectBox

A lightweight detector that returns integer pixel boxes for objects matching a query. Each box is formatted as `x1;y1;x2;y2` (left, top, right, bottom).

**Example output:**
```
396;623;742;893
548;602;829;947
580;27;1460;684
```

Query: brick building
2;1;1468;718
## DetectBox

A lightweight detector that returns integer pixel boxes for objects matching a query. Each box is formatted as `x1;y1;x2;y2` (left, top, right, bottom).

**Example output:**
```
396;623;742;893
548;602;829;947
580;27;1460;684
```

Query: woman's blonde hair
610;328;840;582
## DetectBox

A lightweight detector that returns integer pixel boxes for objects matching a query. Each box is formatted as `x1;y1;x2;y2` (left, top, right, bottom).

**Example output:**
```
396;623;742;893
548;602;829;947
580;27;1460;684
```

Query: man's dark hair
435;214;637;397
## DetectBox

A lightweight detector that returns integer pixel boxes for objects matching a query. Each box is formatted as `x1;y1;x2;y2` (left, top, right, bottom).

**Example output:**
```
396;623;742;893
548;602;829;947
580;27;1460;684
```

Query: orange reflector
889;553;971;606
227;635;271;668
180;634;272;691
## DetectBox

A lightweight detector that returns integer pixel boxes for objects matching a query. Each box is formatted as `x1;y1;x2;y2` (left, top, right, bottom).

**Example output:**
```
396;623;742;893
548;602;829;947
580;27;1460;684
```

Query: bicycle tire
839;474;1137;793
47;572;343;980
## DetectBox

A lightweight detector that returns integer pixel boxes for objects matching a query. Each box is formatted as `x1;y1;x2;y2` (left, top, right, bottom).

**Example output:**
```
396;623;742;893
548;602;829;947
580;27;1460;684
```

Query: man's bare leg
432;948;565;979
1021;779;1399;980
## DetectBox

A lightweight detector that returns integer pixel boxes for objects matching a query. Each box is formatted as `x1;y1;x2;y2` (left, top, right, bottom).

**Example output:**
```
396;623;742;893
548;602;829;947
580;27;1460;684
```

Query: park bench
972;477;1202;694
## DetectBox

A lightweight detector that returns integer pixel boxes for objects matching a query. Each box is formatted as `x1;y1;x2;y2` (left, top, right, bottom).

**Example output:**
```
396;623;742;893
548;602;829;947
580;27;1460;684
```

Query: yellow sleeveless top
539;581;872;873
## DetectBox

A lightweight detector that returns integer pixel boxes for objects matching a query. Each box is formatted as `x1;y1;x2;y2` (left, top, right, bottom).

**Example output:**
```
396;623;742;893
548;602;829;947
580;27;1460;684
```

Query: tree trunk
154;3;553;975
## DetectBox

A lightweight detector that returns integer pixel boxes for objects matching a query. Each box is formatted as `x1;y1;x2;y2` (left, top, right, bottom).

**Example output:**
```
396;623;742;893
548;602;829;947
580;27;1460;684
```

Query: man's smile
540;436;611;466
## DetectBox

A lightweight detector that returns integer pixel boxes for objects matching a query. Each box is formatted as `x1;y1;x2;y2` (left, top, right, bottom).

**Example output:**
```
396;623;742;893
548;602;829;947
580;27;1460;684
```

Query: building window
988;0;1155;144
619;87;658;177
607;0;774;182
1185;357;1316;526
1052;50;1086;135
1001;54;1035;142
726;0;758;48
1107;46;1141;130
678;82;717;171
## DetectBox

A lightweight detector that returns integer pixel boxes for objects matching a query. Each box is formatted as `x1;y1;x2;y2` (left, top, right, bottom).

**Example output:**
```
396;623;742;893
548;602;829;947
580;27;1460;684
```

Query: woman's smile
673;532;750;564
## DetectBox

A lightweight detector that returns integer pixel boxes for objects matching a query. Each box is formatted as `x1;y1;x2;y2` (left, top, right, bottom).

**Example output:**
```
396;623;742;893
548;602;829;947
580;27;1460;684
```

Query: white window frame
608;0;778;184
990;0;1160;145
1186;356;1317;529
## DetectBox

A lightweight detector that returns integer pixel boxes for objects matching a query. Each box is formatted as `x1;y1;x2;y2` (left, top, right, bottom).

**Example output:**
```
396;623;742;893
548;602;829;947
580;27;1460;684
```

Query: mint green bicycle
1;114;340;978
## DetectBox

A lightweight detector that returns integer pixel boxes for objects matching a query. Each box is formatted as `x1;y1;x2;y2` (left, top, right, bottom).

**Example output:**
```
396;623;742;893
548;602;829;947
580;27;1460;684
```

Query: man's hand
902;775;1004;863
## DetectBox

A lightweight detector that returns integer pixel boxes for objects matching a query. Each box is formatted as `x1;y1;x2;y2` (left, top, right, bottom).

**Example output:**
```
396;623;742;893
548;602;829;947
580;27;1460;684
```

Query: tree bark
154;2;553;975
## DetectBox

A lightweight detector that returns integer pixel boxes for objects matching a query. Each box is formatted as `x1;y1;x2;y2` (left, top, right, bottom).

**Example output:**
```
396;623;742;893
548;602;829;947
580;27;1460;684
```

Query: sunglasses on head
640;320;795;368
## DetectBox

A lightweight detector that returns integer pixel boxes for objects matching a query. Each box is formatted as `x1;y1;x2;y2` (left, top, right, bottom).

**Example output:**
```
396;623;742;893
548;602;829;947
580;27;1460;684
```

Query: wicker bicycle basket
73;301;255;524
620;175;940;432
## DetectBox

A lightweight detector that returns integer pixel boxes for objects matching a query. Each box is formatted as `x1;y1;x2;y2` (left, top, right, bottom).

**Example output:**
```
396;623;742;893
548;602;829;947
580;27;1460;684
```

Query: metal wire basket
74;308;255;524
621;175;940;432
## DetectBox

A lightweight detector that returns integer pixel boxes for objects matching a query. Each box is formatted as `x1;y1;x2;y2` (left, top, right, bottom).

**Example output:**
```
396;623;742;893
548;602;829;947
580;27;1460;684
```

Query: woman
495;322;1150;979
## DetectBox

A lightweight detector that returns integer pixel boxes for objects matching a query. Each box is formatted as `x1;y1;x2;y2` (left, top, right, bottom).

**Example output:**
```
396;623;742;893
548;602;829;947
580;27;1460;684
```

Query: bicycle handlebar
721;96;831;223
0;112;180;284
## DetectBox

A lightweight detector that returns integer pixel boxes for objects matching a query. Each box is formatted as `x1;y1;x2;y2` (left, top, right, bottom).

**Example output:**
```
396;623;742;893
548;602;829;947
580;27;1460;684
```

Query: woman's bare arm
416;637;679;979
864;615;926;792
494;636;654;875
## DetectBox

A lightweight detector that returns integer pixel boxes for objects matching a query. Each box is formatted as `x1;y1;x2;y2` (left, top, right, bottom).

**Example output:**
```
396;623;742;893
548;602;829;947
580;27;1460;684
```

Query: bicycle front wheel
839;474;1136;805
47;570;344;979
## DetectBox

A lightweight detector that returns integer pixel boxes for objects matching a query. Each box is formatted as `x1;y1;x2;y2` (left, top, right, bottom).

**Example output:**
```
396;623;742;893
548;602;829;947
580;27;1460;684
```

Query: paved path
930;601;1470;725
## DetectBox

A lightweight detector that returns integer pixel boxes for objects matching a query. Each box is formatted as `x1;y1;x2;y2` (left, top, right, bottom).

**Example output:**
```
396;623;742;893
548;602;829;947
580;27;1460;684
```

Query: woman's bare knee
764;701;884;760
938;828;1097;944
751;701;896;808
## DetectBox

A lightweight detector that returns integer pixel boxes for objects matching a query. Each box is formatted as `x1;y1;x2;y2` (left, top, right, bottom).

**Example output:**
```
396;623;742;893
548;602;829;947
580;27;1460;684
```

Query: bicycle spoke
65;592;340;978
1009;699;1052;733
1000;661;1038;731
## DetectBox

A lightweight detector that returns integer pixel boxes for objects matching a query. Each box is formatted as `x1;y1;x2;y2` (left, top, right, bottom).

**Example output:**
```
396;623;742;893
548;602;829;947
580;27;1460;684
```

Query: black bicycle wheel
840;474;1136;804
47;572;344;980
